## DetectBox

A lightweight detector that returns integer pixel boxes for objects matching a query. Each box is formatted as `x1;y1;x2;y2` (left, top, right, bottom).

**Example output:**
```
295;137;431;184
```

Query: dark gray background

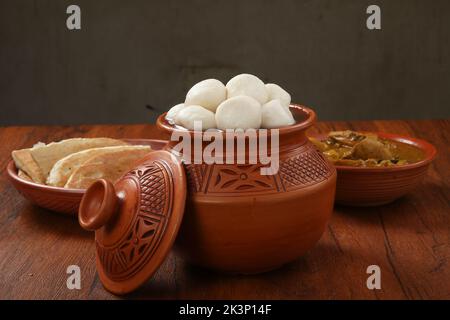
1;0;449;125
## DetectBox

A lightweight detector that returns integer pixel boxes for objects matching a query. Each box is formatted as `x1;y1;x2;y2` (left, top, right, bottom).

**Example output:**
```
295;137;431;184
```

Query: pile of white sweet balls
165;73;295;130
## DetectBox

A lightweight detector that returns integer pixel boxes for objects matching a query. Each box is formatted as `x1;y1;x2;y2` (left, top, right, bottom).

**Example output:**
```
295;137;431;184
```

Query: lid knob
79;179;119;231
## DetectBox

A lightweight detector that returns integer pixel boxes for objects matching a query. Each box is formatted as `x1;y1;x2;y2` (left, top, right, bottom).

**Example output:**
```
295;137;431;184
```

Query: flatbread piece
47;145;152;187
29;138;128;179
64;147;152;189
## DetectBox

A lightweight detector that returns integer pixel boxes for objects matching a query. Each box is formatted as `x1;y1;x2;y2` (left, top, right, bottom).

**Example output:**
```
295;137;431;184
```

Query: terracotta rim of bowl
156;104;317;137
6;160;85;193
6;138;168;193
310;132;437;173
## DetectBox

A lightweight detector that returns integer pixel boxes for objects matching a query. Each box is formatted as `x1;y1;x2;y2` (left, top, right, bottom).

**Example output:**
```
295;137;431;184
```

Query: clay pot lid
78;150;186;295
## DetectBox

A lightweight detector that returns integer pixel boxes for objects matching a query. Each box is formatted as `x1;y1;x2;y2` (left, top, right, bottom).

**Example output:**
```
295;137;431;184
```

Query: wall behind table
1;0;449;125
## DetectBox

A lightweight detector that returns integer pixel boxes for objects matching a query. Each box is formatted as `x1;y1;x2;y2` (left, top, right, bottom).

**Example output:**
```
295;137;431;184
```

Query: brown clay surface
0;120;449;299
79;151;186;295
157;106;336;274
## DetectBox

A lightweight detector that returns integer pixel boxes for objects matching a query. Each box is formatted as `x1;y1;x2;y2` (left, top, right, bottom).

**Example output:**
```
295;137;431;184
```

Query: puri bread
47;145;152;187
174;105;216;130
29;138;128;179
261;99;295;129
226;74;268;104
166;103;186;120
11;149;46;183
64;147;152;189
215;96;262;130
265;83;291;107
185;79;227;112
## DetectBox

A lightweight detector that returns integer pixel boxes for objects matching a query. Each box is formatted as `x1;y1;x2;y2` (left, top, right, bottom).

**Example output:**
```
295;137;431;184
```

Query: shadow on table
126;241;351;299
19;203;90;239
333;181;448;233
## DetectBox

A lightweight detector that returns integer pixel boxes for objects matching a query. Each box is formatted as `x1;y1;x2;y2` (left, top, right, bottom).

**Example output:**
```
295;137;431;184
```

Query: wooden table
0;120;449;300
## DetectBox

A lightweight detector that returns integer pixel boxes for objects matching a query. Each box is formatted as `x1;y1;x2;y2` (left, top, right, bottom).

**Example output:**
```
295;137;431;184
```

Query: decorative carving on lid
96;161;173;281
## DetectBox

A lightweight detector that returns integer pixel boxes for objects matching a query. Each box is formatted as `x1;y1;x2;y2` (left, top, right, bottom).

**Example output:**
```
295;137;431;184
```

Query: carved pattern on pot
207;164;279;193
96;161;172;281
185;163;208;193
278;145;333;191
184;143;333;195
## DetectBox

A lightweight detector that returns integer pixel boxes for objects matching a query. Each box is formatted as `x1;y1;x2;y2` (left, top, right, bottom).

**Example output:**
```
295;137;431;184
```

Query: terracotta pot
156;105;337;274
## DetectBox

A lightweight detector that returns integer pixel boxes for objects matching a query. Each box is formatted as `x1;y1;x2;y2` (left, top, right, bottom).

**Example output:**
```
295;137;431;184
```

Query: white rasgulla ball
185;79;227;112
226;73;269;104
261;99;295;129
174;105;216;130
166;103;186;120
215;95;262;130
265;83;291;107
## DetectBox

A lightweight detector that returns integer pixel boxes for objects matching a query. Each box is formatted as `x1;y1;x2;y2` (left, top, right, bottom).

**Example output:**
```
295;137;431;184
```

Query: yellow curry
310;130;424;167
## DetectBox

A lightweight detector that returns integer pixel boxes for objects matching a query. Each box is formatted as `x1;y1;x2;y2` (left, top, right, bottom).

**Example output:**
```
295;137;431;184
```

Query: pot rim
156;104;316;137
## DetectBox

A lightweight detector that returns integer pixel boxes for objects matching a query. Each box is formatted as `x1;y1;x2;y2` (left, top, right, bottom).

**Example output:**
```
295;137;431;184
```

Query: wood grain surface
0;120;449;300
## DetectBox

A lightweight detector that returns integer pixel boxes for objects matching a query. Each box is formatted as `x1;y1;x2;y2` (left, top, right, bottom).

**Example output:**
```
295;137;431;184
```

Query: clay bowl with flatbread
6;139;167;215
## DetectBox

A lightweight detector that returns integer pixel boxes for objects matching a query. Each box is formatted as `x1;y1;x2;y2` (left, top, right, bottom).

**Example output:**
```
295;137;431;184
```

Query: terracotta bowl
6;139;167;215
309;132;437;206
157;105;337;274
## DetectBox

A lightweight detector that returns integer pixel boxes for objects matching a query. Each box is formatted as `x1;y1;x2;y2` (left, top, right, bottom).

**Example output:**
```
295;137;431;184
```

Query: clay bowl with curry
309;130;437;206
